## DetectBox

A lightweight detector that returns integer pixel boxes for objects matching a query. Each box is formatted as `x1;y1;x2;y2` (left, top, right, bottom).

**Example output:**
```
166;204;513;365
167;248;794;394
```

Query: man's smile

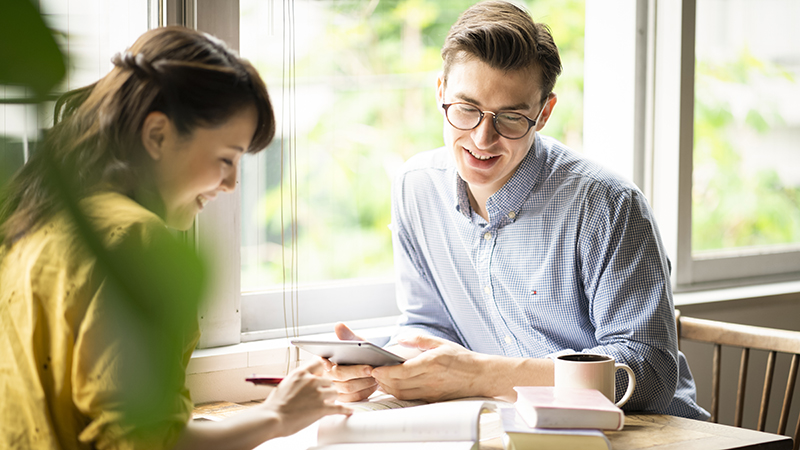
465;147;499;161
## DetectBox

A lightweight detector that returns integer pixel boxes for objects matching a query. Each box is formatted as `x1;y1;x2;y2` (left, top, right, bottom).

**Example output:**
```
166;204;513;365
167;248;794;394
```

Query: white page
254;421;318;450
309;442;476;450
317;401;491;446
346;392;427;412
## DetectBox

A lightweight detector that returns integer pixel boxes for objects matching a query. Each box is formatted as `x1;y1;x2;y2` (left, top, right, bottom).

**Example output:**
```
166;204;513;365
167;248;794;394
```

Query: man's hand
325;324;554;403
369;334;491;402
322;323;380;402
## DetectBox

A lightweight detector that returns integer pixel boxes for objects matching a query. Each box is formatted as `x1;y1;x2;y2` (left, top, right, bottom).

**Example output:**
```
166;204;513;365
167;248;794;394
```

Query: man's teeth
197;196;209;206
468;149;495;160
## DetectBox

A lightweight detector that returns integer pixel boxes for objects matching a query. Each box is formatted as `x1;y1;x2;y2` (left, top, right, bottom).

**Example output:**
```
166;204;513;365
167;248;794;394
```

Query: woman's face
144;105;258;230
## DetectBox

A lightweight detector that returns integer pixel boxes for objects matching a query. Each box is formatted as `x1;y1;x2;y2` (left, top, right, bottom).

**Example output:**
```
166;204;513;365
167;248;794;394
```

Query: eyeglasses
441;101;545;140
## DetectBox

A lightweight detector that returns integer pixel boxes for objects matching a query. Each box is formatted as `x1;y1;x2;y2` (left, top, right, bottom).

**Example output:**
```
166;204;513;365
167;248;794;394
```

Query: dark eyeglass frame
441;101;546;140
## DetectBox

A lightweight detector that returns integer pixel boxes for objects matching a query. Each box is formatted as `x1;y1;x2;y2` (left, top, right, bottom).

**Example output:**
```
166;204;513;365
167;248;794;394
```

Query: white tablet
291;339;406;367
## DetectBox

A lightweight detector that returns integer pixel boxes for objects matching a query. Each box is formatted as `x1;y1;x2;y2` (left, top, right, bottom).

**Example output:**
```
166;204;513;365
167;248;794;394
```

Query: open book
308;400;502;450
345;392;428;412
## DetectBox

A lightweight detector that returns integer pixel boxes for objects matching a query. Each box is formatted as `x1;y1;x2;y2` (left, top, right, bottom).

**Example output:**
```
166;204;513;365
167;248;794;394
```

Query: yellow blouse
0;192;200;450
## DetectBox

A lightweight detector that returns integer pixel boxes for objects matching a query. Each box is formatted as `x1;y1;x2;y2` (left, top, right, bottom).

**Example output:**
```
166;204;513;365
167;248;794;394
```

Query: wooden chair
676;310;800;450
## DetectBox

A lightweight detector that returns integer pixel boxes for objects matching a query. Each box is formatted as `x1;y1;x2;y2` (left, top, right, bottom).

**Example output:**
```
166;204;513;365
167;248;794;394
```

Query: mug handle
614;364;636;407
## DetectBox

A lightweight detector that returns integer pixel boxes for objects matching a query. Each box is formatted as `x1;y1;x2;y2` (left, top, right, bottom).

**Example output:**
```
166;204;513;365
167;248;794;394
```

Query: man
327;0;709;419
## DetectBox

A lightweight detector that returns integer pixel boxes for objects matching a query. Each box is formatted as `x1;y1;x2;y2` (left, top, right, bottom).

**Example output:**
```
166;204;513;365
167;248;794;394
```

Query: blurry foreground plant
1;0;207;433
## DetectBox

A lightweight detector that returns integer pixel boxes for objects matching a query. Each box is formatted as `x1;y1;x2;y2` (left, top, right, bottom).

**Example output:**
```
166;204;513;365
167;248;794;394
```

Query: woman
0;27;350;449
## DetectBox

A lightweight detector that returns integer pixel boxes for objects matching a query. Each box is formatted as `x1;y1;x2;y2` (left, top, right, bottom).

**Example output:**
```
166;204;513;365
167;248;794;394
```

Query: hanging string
290;0;300;350
280;0;300;373
280;0;290;372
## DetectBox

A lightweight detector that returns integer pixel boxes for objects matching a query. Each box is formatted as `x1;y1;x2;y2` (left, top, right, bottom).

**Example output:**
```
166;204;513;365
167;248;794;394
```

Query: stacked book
503;386;624;450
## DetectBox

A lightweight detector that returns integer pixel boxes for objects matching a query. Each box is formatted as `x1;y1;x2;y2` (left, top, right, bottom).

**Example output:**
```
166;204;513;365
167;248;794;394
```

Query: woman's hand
321;323;380;402
259;359;352;438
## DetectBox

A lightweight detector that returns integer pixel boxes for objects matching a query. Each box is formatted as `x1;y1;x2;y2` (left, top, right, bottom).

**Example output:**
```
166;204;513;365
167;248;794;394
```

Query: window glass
693;0;800;255
239;0;585;290
1;0;147;187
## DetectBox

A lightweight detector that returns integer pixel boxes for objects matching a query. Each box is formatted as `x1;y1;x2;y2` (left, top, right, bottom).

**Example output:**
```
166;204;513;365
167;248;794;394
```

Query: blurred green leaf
0;0;66;99
44;136;206;430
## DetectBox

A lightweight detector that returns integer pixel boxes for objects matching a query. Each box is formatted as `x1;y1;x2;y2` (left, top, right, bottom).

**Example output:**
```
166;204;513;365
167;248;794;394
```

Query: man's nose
471;112;500;147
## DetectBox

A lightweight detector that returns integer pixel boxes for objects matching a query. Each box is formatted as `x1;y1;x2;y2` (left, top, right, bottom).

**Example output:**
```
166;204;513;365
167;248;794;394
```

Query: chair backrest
676;311;800;450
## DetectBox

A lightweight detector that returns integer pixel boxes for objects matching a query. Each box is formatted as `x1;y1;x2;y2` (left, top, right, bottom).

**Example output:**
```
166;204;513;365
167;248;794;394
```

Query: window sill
673;279;800;306
186;317;400;404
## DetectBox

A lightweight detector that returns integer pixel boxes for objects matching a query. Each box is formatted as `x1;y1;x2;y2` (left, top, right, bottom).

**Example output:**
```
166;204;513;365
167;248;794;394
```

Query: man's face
437;58;554;199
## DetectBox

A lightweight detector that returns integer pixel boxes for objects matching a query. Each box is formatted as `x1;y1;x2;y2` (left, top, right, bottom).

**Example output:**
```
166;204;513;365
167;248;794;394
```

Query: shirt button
504;335;513;344
484;286;491;295
483;232;492;240
508;211;516;219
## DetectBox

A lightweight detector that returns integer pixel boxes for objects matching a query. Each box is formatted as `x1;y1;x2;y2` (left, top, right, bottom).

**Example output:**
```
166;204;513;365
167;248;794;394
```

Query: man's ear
141;111;170;161
435;72;445;109
534;93;558;132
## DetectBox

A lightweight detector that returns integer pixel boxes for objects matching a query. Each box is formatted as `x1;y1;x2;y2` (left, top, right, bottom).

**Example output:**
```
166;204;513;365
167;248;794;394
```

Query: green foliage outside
693;47;800;254
241;0;586;288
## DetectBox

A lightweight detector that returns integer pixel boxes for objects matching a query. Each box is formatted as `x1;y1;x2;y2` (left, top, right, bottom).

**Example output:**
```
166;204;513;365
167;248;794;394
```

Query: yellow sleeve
71;219;201;450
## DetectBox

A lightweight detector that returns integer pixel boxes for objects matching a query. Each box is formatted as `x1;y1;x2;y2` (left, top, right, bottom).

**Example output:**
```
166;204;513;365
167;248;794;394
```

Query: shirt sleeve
575;186;679;413
71;220;200;450
388;173;466;347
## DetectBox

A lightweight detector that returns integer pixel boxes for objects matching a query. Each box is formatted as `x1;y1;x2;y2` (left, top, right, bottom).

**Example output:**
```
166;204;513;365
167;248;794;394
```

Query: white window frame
586;0;800;294
176;0;800;404
172;0;248;349
194;0;800;350
186;0;401;349
648;0;800;291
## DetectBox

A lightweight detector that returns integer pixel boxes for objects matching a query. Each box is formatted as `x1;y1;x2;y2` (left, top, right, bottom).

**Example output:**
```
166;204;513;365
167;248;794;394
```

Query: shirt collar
453;133;545;227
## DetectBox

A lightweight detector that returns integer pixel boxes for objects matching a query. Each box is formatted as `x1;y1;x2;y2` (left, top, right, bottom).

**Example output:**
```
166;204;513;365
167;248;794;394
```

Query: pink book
513;386;625;431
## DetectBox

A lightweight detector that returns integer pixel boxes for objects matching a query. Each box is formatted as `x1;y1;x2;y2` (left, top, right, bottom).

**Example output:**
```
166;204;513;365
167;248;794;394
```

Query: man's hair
441;0;562;104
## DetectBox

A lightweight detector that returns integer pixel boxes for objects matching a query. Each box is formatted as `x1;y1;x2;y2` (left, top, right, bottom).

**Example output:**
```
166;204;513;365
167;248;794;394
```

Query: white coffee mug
554;353;636;407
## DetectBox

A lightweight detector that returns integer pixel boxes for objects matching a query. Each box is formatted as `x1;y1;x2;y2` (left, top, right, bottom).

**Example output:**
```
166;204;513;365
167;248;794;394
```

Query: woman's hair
441;0;562;105
0;26;275;246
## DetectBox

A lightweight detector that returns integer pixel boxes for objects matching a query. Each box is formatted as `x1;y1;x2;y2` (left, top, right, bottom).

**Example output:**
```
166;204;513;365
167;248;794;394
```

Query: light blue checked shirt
389;134;710;420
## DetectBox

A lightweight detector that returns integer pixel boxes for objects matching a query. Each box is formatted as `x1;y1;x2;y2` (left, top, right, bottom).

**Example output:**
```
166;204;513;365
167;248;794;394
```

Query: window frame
648;0;800;291
186;0;404;349
172;0;245;348
193;0;800;349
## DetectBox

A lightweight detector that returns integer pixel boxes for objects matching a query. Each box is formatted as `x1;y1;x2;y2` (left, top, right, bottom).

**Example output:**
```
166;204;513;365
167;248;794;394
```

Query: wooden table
605;414;792;450
194;402;793;450
475;413;791;450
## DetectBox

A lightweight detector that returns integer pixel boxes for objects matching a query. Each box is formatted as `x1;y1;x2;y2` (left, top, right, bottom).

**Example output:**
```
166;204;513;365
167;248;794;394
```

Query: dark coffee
558;354;611;362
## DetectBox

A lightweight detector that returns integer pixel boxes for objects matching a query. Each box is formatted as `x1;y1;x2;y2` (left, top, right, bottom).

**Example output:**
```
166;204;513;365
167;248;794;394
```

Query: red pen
245;376;284;385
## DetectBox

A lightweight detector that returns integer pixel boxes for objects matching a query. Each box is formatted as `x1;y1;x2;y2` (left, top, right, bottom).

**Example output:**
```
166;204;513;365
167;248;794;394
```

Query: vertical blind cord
280;0;300;373
290;0;300;344
280;0;289;369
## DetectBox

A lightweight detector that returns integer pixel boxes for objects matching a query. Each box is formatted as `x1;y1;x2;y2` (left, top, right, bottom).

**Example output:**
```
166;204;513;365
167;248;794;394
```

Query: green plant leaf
0;0;66;98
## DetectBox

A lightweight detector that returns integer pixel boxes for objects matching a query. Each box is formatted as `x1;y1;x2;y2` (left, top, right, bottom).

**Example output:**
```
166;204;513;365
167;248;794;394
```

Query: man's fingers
332;375;377;395
397;334;446;351
327;363;373;382
371;352;444;384
334;322;364;341
337;384;378;403
379;384;427;402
